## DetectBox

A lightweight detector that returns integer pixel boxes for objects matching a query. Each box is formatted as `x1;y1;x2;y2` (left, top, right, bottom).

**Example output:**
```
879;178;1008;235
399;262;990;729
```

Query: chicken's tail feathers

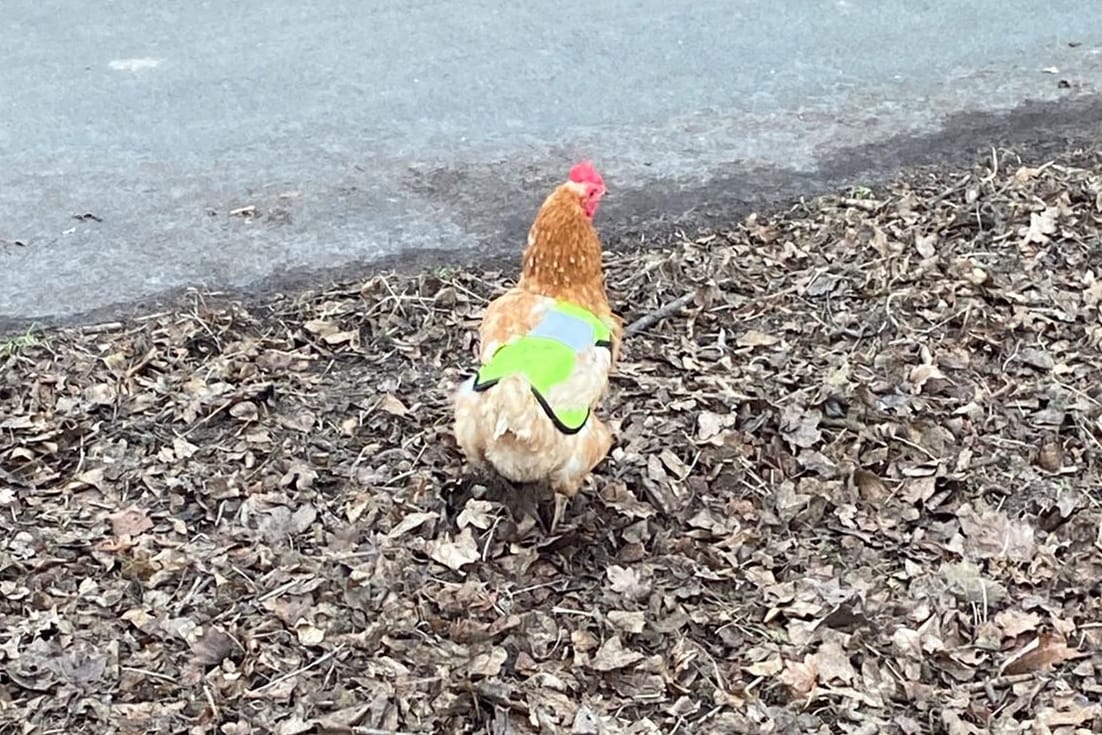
457;373;565;485
482;374;546;444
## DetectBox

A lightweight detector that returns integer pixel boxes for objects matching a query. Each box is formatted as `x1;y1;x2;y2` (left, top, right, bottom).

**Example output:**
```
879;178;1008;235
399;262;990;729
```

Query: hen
453;161;622;524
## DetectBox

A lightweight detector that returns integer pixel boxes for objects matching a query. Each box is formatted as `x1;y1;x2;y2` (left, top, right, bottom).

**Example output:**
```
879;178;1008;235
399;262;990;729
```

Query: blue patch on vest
527;309;596;353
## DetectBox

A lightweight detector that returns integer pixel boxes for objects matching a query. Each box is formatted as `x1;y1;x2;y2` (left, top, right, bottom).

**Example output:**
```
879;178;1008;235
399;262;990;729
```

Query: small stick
625;290;698;336
839;197;885;212
963;673;1035;692
249;646;342;695
80;321;124;335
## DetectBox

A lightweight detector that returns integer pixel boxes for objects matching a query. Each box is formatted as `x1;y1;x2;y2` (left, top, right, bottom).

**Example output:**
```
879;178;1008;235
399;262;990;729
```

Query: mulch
2;143;1101;734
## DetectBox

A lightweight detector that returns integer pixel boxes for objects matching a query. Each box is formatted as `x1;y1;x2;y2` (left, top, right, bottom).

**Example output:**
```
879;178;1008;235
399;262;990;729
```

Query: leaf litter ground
3;144;1102;735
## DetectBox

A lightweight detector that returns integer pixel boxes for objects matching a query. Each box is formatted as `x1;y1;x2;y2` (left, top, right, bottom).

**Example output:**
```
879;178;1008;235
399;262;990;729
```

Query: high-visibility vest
472;300;612;434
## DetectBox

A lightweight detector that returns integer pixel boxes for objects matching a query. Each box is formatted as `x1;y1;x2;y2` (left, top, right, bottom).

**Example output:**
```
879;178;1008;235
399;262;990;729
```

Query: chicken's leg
550;491;570;534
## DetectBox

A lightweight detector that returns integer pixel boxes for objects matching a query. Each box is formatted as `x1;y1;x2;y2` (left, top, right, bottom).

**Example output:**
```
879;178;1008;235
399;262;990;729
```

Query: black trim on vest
471;374;498;393
529;386;588;435
469;374;588;435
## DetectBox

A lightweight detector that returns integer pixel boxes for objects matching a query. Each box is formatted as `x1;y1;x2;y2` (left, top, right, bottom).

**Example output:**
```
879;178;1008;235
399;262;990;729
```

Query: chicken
453;161;622;524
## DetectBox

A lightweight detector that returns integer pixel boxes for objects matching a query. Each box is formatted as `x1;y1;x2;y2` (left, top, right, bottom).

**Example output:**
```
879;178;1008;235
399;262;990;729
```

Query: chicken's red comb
568;160;603;186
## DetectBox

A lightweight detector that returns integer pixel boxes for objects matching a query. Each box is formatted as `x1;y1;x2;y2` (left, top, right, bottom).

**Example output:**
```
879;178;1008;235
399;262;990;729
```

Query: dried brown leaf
780;404;822;449
737;329;780;348
190;626;237;667
588;635;644;672
956;504;1036;561
468;646;508;677
110;506;153;537
428;528;481;572
606;610;646;634
779;656;817;697
994;609;1042;638
1000;632;1082;675
606;565;649;599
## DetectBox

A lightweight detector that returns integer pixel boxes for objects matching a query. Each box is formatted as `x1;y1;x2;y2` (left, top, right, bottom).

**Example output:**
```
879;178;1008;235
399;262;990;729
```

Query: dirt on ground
2;143;1102;735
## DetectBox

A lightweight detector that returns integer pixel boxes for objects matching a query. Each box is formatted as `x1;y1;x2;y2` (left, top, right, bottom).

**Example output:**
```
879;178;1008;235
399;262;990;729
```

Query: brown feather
516;181;623;356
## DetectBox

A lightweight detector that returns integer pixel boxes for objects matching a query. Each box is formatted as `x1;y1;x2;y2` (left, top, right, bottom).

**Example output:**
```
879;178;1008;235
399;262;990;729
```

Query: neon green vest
472;300;613;434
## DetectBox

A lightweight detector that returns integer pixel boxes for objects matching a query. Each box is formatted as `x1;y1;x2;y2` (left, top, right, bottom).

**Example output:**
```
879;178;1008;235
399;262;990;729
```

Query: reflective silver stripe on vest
528;308;596;353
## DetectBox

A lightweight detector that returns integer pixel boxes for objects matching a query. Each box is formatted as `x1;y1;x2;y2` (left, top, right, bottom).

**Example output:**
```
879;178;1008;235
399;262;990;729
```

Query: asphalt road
2;1;1101;328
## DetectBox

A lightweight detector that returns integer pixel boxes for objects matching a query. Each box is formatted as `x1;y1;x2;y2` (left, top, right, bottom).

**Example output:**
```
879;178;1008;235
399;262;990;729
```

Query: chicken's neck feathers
518;185;610;318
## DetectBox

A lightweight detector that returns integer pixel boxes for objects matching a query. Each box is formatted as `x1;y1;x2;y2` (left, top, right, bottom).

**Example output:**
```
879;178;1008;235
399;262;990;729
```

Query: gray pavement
2;1;1101;328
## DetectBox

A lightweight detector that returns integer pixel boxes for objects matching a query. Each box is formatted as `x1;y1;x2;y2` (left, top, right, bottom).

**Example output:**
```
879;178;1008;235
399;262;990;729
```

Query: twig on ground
81;321;124;335
249;646;343;695
963;673;1036;692
625;290;699;336
840;197;886;212
928;173;975;205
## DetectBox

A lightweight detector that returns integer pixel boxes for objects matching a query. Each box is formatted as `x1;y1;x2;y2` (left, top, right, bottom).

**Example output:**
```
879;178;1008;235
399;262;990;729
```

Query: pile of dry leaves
2;143;1102;735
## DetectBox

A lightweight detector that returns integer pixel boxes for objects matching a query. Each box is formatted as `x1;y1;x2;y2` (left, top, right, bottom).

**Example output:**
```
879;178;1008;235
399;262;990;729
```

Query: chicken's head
568;161;607;219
